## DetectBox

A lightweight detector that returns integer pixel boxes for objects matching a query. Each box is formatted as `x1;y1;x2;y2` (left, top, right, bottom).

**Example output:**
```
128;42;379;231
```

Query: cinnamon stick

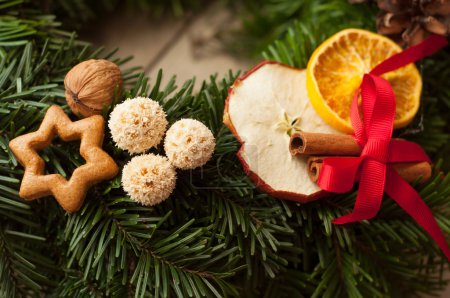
307;156;432;184
307;156;325;183
290;132;361;156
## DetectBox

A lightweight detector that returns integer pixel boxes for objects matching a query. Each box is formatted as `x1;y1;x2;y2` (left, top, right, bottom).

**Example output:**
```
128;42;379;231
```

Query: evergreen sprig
36;0;206;28
228;0;377;58
1;0;450;297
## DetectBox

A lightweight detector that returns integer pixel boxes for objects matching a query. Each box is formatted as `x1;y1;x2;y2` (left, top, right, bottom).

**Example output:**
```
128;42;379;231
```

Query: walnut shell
64;59;122;118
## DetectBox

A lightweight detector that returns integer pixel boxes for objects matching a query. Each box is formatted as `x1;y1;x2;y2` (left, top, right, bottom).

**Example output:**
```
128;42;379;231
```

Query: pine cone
349;0;450;46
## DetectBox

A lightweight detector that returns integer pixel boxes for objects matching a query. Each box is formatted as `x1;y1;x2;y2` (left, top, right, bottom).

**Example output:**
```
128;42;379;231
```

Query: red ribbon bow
317;35;450;260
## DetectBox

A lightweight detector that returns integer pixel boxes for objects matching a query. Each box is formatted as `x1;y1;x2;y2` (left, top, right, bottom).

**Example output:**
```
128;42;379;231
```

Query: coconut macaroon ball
122;154;176;206
108;97;168;154
164;119;215;169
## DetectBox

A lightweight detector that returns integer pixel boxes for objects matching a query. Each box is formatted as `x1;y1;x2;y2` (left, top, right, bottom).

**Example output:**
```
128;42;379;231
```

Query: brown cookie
9;105;119;212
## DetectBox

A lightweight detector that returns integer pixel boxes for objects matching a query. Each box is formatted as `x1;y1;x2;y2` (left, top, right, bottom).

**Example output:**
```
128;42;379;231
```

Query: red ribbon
317;35;450;260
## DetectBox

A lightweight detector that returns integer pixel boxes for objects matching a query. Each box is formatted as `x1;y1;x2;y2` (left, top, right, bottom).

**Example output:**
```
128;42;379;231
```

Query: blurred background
80;1;251;88
45;0;375;86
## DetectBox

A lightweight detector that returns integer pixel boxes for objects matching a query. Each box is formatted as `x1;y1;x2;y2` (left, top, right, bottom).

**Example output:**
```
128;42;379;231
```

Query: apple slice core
224;61;342;202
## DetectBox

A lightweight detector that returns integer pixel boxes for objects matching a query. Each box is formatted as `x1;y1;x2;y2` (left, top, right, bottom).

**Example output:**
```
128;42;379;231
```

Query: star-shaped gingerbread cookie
9;105;119;212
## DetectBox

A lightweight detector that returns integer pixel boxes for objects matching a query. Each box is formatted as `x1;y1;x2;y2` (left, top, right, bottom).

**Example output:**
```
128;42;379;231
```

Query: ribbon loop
316;35;450;260
388;140;431;164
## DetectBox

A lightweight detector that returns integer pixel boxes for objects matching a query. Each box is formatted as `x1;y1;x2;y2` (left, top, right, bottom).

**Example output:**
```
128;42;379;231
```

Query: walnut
64;59;122;117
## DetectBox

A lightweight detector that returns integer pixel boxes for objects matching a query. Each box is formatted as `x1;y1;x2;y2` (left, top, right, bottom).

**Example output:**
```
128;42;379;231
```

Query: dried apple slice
224;61;342;202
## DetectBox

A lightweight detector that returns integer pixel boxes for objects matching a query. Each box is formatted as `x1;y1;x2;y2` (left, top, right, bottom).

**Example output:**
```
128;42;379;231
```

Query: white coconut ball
108;97;168;154
164;119;215;169
122;154;176;206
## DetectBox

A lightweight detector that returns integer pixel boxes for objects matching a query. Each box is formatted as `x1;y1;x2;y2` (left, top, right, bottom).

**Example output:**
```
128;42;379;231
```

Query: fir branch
0;228;58;296
2;1;450;297
35;0;207;30
229;0;377;58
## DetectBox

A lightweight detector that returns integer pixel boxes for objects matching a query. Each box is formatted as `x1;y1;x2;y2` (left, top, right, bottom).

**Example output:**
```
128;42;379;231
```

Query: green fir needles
1;0;450;297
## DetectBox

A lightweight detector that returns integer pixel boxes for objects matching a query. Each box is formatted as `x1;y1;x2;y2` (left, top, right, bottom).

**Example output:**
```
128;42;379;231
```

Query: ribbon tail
385;167;450;260
333;160;386;224
370;35;448;76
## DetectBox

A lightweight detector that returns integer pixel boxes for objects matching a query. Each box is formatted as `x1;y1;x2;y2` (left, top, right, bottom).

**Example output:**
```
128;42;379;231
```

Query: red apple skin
224;60;327;203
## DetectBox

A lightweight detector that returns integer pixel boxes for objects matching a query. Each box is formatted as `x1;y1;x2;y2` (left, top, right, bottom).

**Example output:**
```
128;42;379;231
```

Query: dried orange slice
306;29;422;133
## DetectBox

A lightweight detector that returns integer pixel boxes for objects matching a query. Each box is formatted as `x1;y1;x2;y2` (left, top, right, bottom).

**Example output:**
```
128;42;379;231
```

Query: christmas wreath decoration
1;1;450;297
